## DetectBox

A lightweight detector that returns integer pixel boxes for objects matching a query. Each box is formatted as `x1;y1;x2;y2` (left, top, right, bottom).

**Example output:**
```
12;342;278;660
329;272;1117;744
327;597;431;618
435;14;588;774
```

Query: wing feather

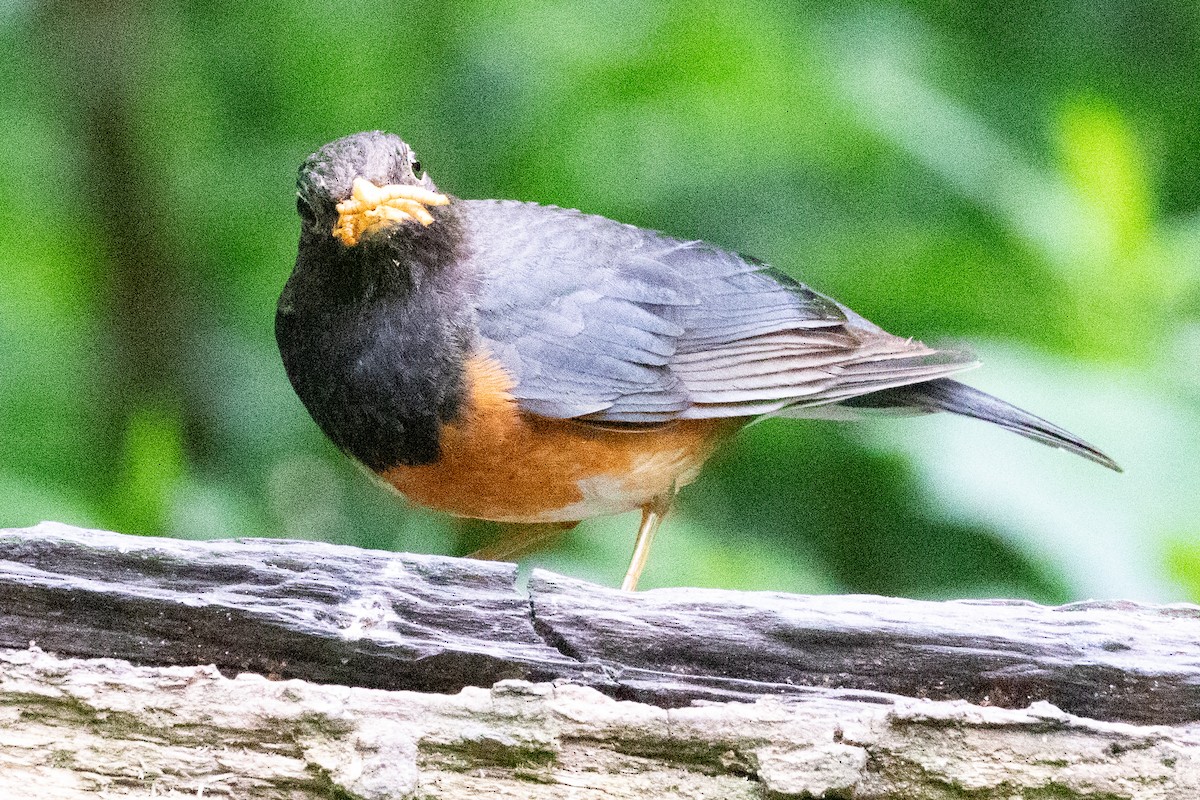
461;200;974;423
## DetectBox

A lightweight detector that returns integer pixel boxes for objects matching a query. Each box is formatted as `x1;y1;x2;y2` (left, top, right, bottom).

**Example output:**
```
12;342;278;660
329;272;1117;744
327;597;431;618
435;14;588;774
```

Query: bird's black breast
276;217;475;470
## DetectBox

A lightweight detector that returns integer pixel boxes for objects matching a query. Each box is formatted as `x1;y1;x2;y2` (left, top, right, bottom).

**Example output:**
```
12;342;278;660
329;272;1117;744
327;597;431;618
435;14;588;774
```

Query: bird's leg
469;521;576;562
621;492;675;592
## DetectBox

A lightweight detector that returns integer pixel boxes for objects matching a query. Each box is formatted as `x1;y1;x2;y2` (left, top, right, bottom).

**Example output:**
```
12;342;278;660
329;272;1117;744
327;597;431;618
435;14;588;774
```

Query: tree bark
2;521;1198;799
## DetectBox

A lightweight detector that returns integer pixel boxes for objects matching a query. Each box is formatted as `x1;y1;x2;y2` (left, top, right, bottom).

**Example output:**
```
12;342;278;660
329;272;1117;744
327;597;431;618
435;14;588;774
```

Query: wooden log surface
2;522;1198;724
4;521;1200;798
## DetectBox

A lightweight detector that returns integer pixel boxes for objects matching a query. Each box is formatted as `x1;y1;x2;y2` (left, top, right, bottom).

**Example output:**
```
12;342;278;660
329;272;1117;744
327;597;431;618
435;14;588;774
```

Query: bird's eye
411;160;422;175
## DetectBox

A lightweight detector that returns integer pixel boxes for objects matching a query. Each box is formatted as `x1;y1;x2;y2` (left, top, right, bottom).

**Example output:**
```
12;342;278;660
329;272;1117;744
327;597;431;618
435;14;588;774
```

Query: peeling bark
2;648;1197;799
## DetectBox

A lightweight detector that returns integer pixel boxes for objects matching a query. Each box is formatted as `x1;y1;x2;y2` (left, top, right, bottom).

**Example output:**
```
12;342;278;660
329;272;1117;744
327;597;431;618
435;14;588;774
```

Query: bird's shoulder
455;198;842;319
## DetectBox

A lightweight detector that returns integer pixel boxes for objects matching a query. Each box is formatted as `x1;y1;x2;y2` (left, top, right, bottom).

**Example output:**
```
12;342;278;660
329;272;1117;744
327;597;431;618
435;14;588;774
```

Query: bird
276;131;1118;591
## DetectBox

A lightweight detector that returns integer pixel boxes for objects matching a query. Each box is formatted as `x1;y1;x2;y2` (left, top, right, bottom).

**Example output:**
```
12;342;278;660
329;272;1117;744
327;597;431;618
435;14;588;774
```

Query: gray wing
461;200;975;423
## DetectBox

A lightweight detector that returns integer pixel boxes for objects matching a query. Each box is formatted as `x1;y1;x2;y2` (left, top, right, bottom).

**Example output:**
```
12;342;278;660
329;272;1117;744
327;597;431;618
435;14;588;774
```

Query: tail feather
843;378;1121;472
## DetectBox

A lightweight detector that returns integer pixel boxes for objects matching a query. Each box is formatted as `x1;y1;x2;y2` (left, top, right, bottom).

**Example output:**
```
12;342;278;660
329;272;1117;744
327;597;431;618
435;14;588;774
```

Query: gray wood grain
530;572;1200;723
3;522;1198;725
0;522;603;693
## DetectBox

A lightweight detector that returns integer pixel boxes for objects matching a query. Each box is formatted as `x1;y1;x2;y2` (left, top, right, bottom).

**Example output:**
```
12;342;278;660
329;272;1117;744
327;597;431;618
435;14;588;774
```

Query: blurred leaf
1058;97;1152;260
109;405;185;536
1165;537;1200;603
1052;96;1198;364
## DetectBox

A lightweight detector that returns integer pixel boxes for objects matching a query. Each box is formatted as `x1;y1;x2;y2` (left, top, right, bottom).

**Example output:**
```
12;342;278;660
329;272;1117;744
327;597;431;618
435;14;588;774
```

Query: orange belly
380;355;736;523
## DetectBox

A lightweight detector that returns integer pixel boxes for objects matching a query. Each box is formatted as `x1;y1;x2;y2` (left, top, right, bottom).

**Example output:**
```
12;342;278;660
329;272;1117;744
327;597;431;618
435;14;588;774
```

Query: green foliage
1;0;1196;599
108;405;185;536
1165;538;1200;603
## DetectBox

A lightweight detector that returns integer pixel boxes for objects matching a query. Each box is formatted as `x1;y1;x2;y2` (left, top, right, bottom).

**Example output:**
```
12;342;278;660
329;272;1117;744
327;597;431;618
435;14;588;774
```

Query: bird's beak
332;176;450;246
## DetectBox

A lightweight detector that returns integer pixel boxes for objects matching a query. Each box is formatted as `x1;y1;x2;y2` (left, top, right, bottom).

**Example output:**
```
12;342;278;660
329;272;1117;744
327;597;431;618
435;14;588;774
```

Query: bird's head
296;131;448;247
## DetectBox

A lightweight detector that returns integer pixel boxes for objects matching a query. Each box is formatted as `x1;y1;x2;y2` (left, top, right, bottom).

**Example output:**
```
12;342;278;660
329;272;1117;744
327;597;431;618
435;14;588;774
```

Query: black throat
275;205;475;470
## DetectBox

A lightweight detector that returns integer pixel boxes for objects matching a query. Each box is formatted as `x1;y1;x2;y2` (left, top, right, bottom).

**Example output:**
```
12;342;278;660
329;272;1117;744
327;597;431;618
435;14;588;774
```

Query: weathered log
2;522;1198;723
3;521;1200;798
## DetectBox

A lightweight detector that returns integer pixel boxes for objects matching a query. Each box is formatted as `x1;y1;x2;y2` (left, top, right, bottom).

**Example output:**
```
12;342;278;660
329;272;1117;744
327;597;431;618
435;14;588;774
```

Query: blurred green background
2;0;1197;602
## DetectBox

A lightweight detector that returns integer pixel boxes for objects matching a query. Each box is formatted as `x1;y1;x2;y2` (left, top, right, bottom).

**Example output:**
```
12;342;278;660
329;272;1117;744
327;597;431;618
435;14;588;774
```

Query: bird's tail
842;378;1120;471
